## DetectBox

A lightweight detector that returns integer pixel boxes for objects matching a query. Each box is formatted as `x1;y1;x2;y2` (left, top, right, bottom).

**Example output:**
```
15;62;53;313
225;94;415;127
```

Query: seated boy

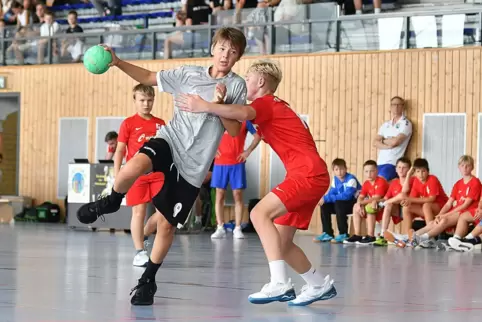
313;158;361;244
374;157;413;246
448;199;482;252
387;158;448;248
344;160;389;245
408;155;481;248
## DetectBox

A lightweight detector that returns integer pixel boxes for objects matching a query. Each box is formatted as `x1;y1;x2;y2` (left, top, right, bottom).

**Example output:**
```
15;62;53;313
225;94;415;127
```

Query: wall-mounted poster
67;164;90;203
91;164;126;206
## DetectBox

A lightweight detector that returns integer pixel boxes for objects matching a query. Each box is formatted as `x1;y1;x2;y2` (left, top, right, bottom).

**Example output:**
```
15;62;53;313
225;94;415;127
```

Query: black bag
36;202;61;223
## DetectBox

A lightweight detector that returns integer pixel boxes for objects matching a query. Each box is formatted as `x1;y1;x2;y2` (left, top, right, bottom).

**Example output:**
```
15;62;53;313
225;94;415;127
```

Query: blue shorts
378;164;398;181
211;163;247;190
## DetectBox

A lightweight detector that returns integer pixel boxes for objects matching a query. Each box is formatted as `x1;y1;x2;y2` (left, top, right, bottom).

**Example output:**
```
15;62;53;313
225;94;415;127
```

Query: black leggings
321;199;356;236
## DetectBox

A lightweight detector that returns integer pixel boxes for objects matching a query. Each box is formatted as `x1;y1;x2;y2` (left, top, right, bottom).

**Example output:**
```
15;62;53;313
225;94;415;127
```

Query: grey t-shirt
156;65;247;188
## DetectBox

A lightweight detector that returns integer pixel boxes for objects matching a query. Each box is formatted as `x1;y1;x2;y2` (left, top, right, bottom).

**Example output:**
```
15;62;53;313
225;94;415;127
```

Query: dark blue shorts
211;163;247;190
378;164;397;181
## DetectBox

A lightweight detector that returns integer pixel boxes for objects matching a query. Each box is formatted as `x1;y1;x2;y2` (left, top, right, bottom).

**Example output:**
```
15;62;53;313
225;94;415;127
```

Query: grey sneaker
419;239;436;249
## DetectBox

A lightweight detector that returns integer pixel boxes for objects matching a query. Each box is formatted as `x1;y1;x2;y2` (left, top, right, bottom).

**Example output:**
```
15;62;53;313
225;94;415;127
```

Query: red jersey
118;114;165;161
250;95;327;177
360;177;389;199
107;145;115;153
410;175;449;206
215;121;257;165
384;177;415;199
450;177;481;209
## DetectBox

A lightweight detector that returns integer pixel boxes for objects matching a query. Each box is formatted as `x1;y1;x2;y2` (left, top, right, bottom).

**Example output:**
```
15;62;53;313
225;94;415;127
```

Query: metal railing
1;3;481;65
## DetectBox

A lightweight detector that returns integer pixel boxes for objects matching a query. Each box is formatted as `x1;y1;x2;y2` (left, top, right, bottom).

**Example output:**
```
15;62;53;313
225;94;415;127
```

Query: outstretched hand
175;94;209;113
101;44;120;67
214;83;227;103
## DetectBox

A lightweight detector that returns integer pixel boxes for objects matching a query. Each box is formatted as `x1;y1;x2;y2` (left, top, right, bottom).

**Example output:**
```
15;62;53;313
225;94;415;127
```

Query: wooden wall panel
2;47;482;233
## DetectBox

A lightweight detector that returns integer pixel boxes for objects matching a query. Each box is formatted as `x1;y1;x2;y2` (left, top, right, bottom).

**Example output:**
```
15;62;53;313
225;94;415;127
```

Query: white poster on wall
67;164;91;203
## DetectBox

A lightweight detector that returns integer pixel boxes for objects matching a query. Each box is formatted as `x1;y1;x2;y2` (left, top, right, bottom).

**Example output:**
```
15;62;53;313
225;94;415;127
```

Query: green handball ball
83;45;112;74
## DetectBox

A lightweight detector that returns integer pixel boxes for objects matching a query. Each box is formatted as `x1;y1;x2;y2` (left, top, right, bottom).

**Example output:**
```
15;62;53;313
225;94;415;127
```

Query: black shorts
138;138;200;227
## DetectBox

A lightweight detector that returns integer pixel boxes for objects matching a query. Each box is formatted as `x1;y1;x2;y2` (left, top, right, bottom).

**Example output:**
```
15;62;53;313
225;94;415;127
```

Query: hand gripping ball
83;45;113;75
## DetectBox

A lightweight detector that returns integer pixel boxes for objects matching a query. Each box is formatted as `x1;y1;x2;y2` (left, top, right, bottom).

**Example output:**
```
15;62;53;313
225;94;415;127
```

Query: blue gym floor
1;223;481;322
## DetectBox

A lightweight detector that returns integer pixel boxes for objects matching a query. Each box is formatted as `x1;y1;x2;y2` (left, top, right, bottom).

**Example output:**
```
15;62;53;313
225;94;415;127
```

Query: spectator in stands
37;10;59;64
246;0;270;54
354;0;381;14
61;10;84;62
313;158;361;244
407;155;481;248
344;160;388;245
35;2;45;23
11;1;33;27
373;96;412;182
373;157;413;246
389;158;448;248
90;0;122;16
7;2;35;64
1;0;16;25
104;131;118;160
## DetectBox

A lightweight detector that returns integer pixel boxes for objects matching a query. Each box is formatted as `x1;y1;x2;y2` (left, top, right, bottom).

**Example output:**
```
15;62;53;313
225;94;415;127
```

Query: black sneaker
343;235;362;244
130;278;157;306
462;237;482;245
357;236;376;245
76;194;122;224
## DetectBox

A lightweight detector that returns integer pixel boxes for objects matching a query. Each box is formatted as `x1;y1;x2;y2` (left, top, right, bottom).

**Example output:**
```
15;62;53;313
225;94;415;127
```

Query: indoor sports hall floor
1;223;481;322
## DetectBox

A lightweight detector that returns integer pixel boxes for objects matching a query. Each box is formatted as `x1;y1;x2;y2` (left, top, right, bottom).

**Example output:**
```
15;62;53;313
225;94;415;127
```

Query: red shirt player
115;85;165;268
176;60;336;307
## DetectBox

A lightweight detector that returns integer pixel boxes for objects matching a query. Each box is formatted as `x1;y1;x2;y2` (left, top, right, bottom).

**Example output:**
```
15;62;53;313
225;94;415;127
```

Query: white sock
195;216;201;224
300;266;325;287
380;228;385;236
420;233;429;242
374;8;381;14
454;234;461;240
269;260;288;284
466;233;474;239
356;9;362;15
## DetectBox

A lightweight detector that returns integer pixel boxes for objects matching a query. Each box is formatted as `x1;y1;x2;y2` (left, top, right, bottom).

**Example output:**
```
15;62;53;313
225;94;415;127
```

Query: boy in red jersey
373;157;413;246
406;155;481;248
394;158;448;247
343;160;389;245
176;60;336;307
210;121;261;239
114;84;165;267
104;131;118;160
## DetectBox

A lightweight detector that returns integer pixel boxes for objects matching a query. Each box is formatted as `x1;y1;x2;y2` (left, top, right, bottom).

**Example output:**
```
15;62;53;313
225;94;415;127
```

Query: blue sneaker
248;280;296;304
288;275;337;306
333;233;349;243
313;232;333;243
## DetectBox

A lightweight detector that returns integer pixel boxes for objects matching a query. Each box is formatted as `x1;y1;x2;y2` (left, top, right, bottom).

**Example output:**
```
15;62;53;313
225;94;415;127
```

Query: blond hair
247;59;283;92
132;84;155;99
458;155;475;167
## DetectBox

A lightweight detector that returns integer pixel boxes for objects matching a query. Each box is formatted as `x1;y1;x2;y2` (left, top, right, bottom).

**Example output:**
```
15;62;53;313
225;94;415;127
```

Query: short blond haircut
247;59;283;92
458;155;475;167
132;84;155;99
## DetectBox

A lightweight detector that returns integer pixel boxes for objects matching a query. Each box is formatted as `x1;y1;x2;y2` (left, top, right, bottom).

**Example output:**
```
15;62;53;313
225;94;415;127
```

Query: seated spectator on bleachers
344;160;388;245
388;158;448;248
11;1;34;27
90;0;122;16
354;0;381;14
274;0;312;35
313;158;361;244
61;10;84;62
35;2;45;23
164;10;187;59
1;0;17;25
183;0;212;25
374;157;413;246
373;96;412;182
37;10;59;64
246;0;271;54
408;155;481;248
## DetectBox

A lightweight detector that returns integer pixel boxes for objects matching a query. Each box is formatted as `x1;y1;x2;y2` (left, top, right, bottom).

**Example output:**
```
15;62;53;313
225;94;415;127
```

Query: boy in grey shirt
77;27;247;306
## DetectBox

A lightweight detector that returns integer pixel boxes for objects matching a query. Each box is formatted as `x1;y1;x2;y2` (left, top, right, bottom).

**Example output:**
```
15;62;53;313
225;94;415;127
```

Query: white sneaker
233;227;245;239
248;279;296;304
132;250;149;267
448;237;474;252
288;275;337;306
211;226;226;239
